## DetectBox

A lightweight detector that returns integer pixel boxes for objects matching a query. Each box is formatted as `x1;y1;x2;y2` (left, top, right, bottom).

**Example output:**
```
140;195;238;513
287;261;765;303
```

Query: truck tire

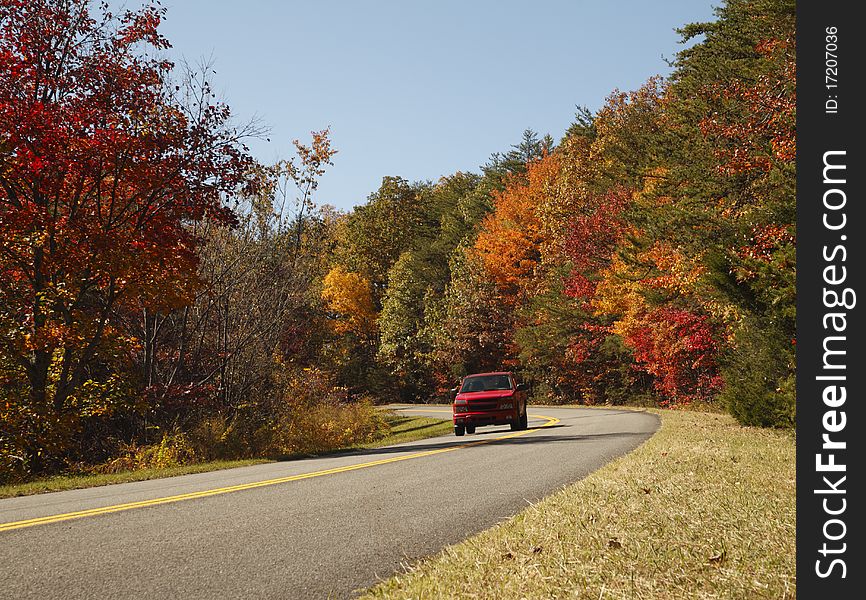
520;410;528;430
455;425;465;436
466;425;476;434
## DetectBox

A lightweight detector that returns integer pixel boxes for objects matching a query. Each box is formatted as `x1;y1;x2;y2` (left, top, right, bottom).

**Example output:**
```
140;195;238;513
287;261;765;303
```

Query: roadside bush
256;367;387;455
93;430;198;474
720;321;795;428
266;398;386;456
187;414;249;461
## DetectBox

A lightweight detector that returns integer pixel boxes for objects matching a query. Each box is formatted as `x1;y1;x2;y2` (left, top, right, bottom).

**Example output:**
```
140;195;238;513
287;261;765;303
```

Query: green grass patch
0;412;451;499
363;409;795;599
360;413;453;448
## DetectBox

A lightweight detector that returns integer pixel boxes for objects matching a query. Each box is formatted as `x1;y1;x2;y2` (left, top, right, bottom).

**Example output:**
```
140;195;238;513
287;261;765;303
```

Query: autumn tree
322;266;377;338
120;129;339;458
428;251;516;383
473;155;556;303
377;173;485;398
333;176;430;303
633;0;796;423
0;0;254;474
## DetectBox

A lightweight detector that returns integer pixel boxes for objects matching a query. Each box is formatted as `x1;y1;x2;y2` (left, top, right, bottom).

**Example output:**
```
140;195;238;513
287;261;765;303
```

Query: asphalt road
1;406;658;599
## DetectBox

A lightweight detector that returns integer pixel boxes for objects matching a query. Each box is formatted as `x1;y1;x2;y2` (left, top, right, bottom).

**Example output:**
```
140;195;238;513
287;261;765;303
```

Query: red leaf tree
0;0;253;470
562;187;631;302
624;307;724;405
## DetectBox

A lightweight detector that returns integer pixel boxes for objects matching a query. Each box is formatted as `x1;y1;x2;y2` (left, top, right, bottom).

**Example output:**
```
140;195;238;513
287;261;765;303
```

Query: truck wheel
510;419;520;431
466;425;476;434
520;410;529;430
455;425;465;436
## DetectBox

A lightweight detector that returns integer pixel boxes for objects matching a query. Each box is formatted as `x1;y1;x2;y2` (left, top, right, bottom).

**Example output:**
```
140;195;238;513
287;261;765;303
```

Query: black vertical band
796;1;865;595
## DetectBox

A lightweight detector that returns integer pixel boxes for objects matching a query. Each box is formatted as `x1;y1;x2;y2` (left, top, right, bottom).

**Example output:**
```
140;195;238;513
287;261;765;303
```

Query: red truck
451;371;528;436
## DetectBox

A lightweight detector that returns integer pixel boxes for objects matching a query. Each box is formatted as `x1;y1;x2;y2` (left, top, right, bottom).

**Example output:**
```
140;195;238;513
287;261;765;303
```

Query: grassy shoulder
0;458;271;499
364;409;795;599
358;414;453;449
0;412;451;499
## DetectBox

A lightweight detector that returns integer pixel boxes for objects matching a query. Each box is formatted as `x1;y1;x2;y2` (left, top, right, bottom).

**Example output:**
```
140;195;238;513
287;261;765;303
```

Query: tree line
0;0;795;481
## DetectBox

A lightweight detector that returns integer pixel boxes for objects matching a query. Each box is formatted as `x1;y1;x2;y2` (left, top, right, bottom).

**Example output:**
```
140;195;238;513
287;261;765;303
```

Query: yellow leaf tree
321;266;377;337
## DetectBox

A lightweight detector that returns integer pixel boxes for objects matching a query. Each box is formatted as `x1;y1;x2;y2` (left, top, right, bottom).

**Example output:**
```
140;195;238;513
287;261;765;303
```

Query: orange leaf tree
473;155;558;302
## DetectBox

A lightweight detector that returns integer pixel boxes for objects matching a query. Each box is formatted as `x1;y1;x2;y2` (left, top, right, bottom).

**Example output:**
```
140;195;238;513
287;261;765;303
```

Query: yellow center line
0;413;559;533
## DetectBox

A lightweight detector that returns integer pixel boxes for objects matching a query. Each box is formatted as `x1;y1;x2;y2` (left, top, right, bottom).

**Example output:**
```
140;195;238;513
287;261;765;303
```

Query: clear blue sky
156;1;719;210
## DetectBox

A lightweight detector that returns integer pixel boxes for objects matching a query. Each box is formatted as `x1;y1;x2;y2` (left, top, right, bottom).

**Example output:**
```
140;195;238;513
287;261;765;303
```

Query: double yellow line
0;412;558;533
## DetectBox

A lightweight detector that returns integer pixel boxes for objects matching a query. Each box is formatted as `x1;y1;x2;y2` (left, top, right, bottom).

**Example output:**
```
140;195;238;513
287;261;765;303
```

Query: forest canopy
0;0;795;482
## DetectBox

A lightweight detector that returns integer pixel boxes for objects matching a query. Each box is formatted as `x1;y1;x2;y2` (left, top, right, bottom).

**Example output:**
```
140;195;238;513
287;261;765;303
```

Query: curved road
1;406;658;599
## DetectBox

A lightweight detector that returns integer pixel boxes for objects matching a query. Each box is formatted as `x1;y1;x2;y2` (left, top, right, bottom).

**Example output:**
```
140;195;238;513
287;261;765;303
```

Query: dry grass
364;409;795;599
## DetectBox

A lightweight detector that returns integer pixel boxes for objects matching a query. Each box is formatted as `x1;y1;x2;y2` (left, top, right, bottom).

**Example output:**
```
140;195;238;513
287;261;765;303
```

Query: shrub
93;430;198;473
247;366;390;457
266;398;387;456
720;321;795;428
